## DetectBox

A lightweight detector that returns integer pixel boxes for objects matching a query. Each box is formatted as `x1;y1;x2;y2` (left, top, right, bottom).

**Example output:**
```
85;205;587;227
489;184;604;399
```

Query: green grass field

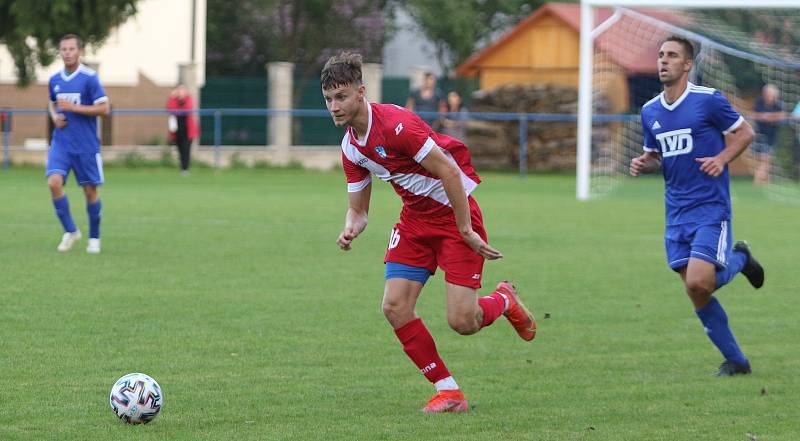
1;167;798;441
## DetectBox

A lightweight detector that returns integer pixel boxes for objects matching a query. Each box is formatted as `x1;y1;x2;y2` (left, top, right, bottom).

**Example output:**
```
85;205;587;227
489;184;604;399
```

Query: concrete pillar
179;63;199;148
267;62;294;157
362;63;383;103
179;63;199;106
84;61;110;145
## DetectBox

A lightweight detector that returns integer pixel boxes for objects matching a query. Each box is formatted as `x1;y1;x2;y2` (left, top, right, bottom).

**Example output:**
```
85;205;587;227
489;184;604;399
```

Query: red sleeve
384;106;437;162
341;150;371;192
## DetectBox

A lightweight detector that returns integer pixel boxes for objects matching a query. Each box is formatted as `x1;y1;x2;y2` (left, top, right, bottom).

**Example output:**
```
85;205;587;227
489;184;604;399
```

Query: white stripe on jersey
347;176;372;192
689;84;716;94
342;141;391;180
722;116;744;135
341;139;477;204
413;137;436;163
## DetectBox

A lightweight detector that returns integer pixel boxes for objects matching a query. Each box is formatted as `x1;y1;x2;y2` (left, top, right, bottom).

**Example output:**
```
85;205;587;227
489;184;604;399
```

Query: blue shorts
665;221;733;271
385;262;431;285
750;141;775;155
46;148;104;186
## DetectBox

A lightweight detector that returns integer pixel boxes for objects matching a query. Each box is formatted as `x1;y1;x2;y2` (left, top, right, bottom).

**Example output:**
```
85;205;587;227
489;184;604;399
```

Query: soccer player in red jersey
322;52;537;413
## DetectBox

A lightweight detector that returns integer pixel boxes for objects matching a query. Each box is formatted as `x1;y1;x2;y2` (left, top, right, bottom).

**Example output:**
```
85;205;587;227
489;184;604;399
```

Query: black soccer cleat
715;359;752;377
733;241;764;289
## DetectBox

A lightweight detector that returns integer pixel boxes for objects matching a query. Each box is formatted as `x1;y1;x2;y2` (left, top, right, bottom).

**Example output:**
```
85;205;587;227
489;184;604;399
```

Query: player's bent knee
447;316;479;335
684;277;714;299
47;175;65;197
47;174;63;189
381;298;413;323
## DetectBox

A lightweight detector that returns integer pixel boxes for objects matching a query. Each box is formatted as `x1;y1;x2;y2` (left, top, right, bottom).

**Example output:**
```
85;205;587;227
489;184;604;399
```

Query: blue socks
53;195;77;233
695;297;748;365
53;195;102;239
87;199;102;239
715;250;747;289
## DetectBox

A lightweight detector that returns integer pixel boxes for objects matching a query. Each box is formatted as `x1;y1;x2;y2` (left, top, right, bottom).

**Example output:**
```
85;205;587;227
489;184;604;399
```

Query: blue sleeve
641;111;658;152
88;75;108;104
49;78;56;102
708;91;743;134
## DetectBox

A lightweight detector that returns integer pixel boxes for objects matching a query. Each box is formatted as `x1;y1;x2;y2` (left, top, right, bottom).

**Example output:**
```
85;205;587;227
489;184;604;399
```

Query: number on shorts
388;228;401;249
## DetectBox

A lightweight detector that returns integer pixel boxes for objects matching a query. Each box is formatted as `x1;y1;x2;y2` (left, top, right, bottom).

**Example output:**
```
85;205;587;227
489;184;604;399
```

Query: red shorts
384;197;486;289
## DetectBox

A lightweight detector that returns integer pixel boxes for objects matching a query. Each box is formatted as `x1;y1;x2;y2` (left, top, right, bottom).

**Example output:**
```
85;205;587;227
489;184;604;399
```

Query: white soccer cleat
86;238;101;254
57;230;82;252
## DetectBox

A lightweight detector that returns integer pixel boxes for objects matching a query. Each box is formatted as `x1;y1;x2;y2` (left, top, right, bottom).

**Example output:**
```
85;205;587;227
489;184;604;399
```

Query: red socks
477;292;506;328
394;318;451;383
394;292;506;384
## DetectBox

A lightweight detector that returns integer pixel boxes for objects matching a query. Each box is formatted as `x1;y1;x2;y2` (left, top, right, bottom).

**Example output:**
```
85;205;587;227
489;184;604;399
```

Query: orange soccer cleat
422;390;469;413
496;281;537;341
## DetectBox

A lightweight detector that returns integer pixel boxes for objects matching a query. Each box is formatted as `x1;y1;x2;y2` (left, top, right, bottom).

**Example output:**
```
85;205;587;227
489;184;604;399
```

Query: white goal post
576;0;800;200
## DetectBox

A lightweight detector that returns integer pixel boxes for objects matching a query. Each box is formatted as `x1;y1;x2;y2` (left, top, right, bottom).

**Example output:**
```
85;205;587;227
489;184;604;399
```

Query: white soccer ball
109;373;163;424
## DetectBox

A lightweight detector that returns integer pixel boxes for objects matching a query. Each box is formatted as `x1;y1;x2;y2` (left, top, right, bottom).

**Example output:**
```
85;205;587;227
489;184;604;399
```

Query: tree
0;0;138;86
398;0;558;76
691;9;800;95
206;0;391;77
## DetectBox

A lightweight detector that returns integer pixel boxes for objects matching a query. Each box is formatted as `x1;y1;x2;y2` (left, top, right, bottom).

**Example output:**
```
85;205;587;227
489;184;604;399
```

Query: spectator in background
167;84;199;176
749;83;785;185
791;100;800;177
439;90;468;141
406;72;444;128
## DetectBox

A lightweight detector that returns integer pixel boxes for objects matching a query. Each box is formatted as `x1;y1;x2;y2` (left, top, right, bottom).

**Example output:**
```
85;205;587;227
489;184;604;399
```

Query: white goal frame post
576;0;800;200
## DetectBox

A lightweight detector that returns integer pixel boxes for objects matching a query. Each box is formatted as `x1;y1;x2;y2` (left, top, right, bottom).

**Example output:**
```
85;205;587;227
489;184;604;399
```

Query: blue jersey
641;83;744;226
49;64;108;154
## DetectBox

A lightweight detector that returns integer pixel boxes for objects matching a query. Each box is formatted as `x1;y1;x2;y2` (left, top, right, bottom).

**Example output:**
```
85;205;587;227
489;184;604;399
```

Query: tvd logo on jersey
56;93;81;105
655;128;693;157
375;146;388;159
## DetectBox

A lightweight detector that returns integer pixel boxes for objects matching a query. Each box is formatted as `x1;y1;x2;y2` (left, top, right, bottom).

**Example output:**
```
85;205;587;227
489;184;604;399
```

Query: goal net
578;2;800;201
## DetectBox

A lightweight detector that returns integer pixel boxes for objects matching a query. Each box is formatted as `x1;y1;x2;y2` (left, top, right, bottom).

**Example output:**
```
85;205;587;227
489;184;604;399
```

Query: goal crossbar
576;0;800;200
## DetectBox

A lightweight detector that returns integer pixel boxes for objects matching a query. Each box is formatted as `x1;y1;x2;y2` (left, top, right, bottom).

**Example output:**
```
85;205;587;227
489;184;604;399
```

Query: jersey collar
352;100;372;147
659;82;693;111
60;64;85;82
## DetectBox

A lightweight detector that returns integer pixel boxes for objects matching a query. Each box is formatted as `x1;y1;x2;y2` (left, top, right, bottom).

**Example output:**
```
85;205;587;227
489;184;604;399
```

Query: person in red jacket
166;85;199;175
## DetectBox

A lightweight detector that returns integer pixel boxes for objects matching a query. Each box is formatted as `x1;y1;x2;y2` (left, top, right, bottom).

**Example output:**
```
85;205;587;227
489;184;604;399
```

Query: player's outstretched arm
419;147;503;260
337;183;372;251
630;151;662;177
695;120;755;177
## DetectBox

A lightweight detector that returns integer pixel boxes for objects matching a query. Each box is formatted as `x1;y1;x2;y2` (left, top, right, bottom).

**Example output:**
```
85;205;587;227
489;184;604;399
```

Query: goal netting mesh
588;7;800;201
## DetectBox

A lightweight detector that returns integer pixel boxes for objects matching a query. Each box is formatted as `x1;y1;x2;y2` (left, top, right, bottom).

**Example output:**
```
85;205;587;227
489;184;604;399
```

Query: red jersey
341;102;481;218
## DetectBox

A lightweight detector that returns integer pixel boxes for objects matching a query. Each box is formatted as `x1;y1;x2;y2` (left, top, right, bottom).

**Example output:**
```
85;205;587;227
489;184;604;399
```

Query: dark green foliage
690;9;800;95
0;0;138;86
206;0;390;76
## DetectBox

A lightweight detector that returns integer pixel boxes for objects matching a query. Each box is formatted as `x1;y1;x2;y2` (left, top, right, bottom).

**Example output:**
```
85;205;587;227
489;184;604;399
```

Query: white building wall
382;8;444;78
0;0;206;87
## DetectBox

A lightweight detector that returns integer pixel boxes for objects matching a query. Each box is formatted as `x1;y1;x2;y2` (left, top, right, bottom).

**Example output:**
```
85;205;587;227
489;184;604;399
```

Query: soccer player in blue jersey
630;36;765;376
47;34;110;254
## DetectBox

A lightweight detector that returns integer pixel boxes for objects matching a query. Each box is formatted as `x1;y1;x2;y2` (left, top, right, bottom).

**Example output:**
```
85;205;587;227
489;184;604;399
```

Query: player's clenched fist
337;228;358;251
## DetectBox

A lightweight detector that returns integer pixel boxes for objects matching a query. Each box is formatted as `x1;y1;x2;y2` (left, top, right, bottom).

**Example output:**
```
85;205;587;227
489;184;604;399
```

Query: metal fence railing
1;108;643;174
